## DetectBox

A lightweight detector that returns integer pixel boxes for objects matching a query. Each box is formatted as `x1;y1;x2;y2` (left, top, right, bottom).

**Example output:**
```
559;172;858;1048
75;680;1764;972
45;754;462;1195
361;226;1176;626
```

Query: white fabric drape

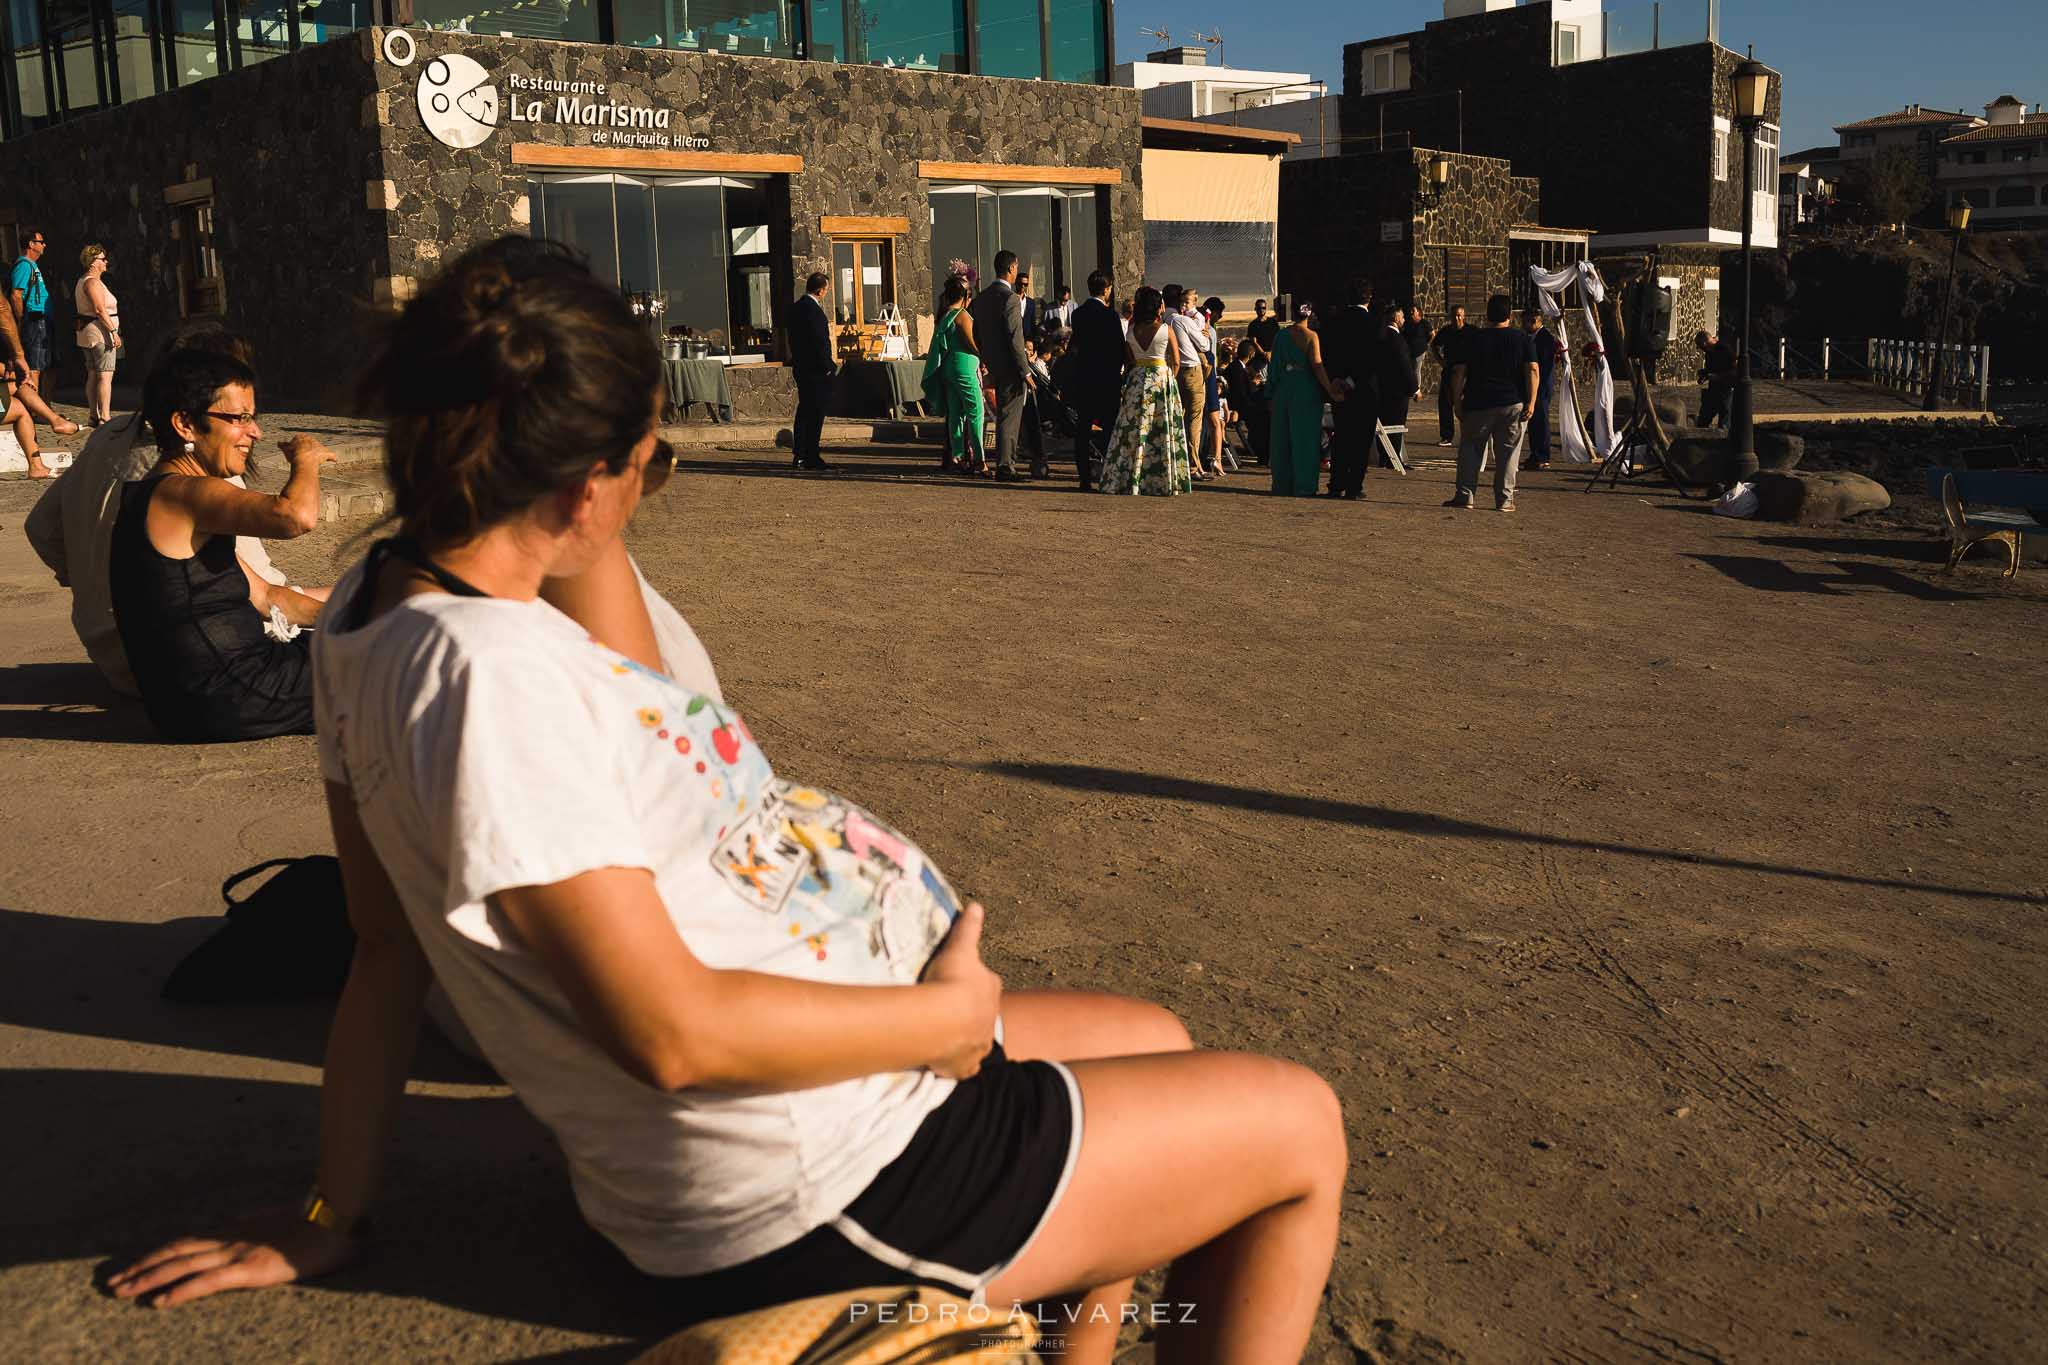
1529;260;1620;464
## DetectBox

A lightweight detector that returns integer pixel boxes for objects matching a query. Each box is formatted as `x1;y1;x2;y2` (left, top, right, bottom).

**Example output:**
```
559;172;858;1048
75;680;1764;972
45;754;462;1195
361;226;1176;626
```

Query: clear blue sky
1135;0;2048;156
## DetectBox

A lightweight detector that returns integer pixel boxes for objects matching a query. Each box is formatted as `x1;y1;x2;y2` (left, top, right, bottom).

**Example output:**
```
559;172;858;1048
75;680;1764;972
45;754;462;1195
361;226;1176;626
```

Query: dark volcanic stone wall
1278;150;1419;314
1338;3;1783;242
0;38;385;404
373;31;1145;338
1282;148;1537;390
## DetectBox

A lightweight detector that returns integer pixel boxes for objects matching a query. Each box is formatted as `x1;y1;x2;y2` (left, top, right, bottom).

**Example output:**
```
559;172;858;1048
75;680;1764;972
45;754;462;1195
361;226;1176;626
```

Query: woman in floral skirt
1098;287;1192;496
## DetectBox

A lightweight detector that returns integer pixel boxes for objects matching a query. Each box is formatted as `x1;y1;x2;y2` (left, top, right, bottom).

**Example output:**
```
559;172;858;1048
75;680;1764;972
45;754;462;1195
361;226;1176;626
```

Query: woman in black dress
109;349;334;741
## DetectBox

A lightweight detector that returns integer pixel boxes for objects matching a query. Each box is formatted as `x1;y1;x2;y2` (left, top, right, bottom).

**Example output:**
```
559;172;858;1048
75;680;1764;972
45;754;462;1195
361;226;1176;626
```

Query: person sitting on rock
24;328;330;698
106;347;334;740
109;236;1347;1365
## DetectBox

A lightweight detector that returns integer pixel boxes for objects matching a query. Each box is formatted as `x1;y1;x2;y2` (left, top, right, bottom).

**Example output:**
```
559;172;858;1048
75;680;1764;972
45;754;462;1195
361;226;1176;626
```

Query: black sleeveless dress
109;475;315;742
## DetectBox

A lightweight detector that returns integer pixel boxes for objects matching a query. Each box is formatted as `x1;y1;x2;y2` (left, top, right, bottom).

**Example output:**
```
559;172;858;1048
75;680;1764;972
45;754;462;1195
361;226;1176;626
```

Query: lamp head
1731;56;1772;123
1428;154;1450;189
1948;202;1973;232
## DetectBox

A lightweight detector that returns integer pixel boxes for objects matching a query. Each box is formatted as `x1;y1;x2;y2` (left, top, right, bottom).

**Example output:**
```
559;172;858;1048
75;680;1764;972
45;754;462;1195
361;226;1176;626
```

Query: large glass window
295;0;371;45
410;0;599;44
653;177;729;343
44;0;102;115
975;0;1040;79
855;0;965;72
165;0;222;88
234;0;297;67
615;0;796;56
804;0;843;60
929;181;1100;307
530;171;782;359
105;0;161;101
8;0;52;130
1046;0;1103;84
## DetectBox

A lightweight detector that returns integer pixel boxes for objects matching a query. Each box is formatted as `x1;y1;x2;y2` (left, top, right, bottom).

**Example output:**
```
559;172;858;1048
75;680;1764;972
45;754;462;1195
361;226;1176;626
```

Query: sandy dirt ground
2;436;2045;1364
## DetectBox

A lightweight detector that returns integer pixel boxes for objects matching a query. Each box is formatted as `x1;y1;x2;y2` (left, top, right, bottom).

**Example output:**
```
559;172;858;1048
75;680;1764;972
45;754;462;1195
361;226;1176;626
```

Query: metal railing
1867;338;1993;410
1590;0;1721;61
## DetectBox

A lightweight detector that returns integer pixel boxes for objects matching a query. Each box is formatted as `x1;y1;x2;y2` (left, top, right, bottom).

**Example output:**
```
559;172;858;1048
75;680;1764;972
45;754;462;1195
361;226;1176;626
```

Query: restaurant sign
398;41;707;153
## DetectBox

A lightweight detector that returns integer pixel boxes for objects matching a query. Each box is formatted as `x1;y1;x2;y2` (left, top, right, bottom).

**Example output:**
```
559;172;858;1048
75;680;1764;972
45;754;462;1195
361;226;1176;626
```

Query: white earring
183;441;194;454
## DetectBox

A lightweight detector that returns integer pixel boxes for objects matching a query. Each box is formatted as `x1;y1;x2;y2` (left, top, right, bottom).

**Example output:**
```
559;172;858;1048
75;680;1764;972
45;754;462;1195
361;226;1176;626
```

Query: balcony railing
1594;0;1720;60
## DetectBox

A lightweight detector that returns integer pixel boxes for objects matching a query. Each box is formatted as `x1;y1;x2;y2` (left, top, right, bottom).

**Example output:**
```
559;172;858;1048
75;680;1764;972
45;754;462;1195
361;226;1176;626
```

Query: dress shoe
1443;494;1474;509
995;466;1029;482
796;456;830;471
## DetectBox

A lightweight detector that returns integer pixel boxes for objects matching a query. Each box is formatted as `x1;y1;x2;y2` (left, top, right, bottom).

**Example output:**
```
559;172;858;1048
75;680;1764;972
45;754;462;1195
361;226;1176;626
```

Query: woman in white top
1098;286;1194;497
74;244;121;426
108;239;1343;1362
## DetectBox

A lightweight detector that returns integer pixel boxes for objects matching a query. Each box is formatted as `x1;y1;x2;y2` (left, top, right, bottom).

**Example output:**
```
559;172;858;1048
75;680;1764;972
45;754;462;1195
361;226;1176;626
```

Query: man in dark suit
788;271;835;470
1377;301;1420;469
1066;269;1123;491
1018;271;1041;340
1317;277;1381;500
968;250;1033;481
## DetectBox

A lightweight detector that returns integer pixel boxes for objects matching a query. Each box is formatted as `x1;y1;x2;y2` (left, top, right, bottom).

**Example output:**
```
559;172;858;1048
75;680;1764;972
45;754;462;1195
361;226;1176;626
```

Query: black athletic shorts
664;1041;1083;1323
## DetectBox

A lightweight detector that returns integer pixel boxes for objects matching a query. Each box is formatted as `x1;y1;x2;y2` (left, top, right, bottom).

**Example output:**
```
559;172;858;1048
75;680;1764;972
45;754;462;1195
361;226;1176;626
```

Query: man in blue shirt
10;227;52;393
1446;295;1539;513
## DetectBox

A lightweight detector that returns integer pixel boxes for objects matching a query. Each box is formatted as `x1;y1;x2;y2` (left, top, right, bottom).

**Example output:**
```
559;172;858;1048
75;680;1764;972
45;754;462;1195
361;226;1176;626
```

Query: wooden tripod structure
1579;257;1700;497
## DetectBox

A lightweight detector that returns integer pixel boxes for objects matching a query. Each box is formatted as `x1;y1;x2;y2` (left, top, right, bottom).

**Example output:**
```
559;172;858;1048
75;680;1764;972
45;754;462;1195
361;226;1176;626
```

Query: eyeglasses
203;410;261;429
641;438;676;496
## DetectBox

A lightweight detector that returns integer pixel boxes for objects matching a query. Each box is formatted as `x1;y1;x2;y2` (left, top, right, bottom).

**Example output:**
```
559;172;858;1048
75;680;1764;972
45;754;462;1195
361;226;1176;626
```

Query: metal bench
1925;468;2048;579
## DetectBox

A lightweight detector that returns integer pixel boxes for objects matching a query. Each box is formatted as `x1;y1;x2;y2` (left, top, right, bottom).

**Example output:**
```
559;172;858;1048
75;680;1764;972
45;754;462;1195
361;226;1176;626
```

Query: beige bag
635;1285;1040;1365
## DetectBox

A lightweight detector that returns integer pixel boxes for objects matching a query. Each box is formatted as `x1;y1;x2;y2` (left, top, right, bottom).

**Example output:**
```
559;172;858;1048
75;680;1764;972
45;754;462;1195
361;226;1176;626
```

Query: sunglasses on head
641;438;676;496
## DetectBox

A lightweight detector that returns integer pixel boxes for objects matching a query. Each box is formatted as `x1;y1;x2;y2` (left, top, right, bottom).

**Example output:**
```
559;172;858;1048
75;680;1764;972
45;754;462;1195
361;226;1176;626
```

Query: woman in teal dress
1268;302;1344;497
922;276;984;472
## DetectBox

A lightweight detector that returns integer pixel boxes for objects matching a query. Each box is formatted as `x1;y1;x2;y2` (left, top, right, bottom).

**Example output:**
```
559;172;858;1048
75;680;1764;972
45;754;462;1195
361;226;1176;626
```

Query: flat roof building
0;4;1141;411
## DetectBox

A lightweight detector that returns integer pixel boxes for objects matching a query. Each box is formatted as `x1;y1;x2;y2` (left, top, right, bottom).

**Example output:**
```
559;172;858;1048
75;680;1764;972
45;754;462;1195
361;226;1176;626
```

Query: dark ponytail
359;236;663;548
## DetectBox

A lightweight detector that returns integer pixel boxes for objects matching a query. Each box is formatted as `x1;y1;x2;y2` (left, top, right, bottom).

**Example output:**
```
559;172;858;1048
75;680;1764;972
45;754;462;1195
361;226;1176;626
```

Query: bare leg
992;992;1343;1364
15;378;78;434
1000;991;1192;1364
7;397;49;477
94;369;114;425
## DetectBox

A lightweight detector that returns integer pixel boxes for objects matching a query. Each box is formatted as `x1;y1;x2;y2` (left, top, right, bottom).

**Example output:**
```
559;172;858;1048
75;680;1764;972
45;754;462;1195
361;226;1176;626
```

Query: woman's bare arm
493;870;1000;1094
152;438;333;548
538;534;662;673
953;310;979;356
107;785;432;1307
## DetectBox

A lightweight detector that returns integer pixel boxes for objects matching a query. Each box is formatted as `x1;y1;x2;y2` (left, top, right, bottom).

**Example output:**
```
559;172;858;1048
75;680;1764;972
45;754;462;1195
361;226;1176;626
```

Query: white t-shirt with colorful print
313;556;962;1276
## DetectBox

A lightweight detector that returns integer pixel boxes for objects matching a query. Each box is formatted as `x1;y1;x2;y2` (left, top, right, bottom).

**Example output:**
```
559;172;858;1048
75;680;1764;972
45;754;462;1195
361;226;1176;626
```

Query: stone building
1334;0;1785;377
0;4;1140;412
1276;146;1589;391
1939;97;2048;230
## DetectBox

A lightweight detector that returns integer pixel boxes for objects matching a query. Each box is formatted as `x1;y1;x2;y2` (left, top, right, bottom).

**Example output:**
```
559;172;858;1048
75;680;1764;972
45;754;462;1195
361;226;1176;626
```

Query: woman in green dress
1268;302;1344;498
922;276;985;472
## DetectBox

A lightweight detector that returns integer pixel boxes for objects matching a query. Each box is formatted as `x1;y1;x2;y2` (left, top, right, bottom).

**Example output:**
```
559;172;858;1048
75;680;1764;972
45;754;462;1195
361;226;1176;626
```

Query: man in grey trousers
1445;294;1539;513
968;249;1034;482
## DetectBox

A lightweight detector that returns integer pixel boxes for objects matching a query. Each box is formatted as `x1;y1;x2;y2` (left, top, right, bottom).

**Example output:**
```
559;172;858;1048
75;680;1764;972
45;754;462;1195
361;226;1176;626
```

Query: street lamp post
1727;53;1773;485
1924;202;1972;411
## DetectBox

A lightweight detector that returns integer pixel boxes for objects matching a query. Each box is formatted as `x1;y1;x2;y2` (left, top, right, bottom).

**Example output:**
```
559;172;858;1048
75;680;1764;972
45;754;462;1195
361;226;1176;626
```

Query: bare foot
26;452;54;479
50;419;80;436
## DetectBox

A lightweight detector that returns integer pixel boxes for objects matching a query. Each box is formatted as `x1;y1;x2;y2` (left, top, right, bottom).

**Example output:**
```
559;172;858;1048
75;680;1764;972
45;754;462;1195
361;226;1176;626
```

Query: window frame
1363;41;1409;95
828;233;898;326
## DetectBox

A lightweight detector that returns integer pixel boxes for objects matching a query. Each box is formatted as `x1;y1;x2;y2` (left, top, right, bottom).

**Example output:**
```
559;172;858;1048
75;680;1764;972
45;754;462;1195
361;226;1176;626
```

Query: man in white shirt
1163;284;1209;469
1048;286;1075;330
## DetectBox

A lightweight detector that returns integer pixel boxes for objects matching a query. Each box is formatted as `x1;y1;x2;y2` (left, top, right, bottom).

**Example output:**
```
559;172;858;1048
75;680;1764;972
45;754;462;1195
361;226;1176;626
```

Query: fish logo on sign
417;54;500;150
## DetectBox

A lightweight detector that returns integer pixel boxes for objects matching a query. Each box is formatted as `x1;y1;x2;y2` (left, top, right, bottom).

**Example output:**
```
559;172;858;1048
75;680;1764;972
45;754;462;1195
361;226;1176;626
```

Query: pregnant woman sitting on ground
108;237;1346;1364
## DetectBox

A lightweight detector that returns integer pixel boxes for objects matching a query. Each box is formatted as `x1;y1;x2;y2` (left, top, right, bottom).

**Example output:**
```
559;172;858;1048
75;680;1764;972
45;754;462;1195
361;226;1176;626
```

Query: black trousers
1437;370;1456;442
1529;385;1554;462
1074;385;1117;487
1330;394;1376;495
1697;379;1733;429
792;374;833;462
